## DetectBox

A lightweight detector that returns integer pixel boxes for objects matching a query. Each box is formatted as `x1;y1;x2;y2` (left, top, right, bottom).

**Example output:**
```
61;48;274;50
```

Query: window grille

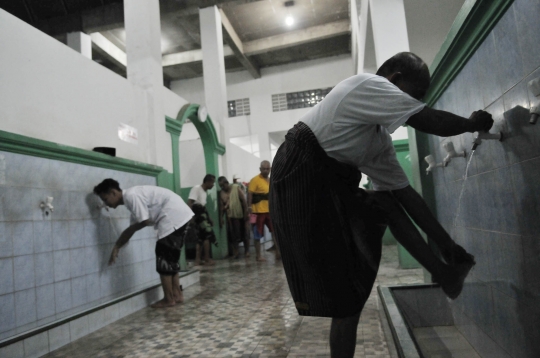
272;87;333;112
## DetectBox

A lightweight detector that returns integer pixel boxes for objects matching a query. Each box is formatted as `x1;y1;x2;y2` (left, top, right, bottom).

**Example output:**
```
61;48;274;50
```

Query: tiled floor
44;244;424;358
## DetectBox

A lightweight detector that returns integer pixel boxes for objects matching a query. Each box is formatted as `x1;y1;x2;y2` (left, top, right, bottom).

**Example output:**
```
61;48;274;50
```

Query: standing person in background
94;179;194;308
218;176;250;259
247;160;280;261
188;174;216;266
232;174;246;193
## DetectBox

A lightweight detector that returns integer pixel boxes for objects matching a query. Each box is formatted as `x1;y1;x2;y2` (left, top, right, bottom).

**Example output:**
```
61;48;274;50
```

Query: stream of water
451;150;475;235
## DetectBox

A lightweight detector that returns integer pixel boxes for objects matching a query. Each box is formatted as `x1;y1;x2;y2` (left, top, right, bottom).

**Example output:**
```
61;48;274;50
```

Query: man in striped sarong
270;52;493;357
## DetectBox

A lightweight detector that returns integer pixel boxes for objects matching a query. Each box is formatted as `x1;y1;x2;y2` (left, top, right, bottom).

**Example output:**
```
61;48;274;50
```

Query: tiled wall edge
377;285;422;358
0;270;199;357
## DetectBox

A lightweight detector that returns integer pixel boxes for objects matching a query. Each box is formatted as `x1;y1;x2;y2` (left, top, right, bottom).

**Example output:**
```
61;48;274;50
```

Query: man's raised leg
374;191;474;299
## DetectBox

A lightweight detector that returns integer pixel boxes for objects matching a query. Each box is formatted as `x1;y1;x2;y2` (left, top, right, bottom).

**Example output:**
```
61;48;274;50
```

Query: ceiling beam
34;0;264;37
243;19;350;56
159;19;351;68
90;32;126;68
219;8;260;79
90;34;235;70
162;46;234;67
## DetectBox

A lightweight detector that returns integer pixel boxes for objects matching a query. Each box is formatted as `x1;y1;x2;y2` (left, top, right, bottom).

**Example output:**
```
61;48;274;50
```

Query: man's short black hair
93;178;121;195
203;174;216;183
376;52;430;99
217;176;228;184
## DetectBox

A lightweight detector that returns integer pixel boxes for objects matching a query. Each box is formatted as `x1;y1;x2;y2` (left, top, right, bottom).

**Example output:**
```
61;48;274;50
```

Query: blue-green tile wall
429;1;540;356
0;150;158;342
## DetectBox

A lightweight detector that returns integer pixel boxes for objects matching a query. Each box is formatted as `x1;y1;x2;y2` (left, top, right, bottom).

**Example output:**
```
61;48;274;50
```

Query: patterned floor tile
45;245;423;357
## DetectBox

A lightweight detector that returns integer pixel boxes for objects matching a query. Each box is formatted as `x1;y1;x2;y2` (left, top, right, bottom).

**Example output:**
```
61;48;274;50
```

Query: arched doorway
166;103;227;259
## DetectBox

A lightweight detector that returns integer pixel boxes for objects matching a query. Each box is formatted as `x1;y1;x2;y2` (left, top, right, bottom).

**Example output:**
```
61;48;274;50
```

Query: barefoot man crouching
94;179;194;308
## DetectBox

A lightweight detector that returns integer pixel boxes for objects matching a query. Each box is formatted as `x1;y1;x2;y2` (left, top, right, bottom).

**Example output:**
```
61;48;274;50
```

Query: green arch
177;103;226;168
166;103;227;259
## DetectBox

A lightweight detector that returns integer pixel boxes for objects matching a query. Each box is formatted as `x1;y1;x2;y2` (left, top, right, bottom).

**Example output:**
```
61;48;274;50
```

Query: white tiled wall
0;151;160;341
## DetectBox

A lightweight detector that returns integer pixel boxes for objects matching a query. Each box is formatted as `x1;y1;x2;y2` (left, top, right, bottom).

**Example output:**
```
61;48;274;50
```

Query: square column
124;0;170;169
199;6;230;176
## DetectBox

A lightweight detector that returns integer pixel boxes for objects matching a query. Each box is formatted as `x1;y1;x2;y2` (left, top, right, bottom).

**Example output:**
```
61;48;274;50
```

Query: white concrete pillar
258;133;271;163
369;0;410;67
199;6;230;176
67;32;92;59
357;0;369;74
124;0;170;169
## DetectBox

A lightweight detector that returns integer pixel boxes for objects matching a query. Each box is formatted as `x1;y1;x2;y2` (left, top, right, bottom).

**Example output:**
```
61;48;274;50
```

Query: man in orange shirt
247;160;280;261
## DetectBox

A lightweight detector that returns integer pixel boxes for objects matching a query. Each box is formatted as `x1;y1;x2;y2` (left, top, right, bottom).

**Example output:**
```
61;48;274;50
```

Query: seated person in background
94;178;194;308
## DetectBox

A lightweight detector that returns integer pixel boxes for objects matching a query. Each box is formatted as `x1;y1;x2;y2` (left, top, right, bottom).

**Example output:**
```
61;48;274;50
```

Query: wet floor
44;244;423;358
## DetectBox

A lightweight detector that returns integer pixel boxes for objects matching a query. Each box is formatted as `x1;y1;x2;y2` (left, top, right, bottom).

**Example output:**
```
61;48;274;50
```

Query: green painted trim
424;0;514;106
165;116;183;136
177;104;226;156
392;139;409;153
165;116;182;194
156;170;174;191
411;0;514;206
0;130;163;176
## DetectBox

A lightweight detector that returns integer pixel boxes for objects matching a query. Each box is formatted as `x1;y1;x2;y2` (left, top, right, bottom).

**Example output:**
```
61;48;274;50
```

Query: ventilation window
272;87;333;112
228;98;250;117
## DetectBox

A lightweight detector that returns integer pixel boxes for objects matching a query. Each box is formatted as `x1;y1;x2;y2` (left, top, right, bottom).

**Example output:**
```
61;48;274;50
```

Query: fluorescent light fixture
285;16;294;26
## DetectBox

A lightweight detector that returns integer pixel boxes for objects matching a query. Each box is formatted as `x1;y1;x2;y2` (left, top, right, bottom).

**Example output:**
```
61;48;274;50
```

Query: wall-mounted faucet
40;196;54;216
442;142;466;167
425;154;444;174
472;131;503;151
528;77;540;124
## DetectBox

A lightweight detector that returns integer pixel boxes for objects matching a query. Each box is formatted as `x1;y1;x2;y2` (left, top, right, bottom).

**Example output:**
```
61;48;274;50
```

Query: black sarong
270;122;387;318
155;223;190;276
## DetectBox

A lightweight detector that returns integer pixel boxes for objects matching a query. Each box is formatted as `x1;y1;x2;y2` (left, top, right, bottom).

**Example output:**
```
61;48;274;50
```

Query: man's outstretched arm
407;107;493;137
109;220;149;265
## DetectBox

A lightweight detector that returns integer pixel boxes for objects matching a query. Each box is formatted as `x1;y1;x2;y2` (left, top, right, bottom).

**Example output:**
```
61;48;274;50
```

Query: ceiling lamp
285;16;294;26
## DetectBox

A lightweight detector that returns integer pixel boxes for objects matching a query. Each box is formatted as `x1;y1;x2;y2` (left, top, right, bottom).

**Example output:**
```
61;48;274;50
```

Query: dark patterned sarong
191;203;217;246
270;122;387;318
155;223;191;276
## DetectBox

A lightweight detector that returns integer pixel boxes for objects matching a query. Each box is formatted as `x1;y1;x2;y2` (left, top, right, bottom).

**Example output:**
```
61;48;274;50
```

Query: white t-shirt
302;74;425;191
188;185;207;206
123;186;194;239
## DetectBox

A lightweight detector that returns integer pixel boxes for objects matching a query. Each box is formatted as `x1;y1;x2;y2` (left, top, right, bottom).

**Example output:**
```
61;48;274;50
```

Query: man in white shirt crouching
94;179;194;308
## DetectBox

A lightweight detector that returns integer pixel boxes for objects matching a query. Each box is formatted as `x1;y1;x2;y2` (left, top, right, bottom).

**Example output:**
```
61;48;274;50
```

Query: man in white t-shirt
270;52;493;357
188;174;216;266
94;179;194;309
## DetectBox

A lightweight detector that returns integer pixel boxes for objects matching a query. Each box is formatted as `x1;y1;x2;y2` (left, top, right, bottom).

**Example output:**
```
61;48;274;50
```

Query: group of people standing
217;160;280;262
